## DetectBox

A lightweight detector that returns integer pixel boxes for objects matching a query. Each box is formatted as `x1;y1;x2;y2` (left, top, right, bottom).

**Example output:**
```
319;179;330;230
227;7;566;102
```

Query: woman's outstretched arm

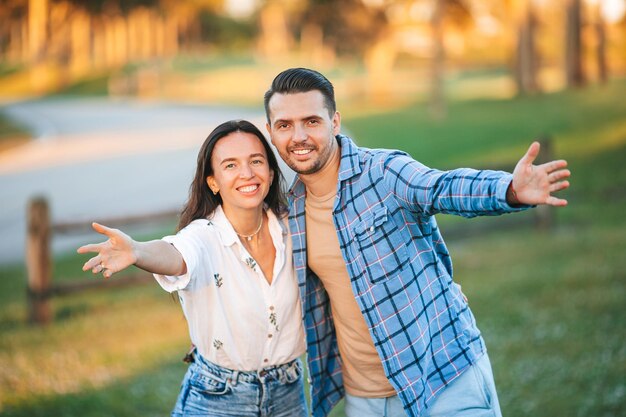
77;222;186;278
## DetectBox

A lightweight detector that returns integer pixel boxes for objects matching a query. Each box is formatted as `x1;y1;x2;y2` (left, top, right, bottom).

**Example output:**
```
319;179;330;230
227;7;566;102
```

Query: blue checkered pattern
288;136;527;417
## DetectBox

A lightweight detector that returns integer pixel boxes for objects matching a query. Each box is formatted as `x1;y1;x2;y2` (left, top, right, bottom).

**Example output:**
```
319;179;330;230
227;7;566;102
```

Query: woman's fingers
92;222;119;238
77;242;103;254
82;255;101;272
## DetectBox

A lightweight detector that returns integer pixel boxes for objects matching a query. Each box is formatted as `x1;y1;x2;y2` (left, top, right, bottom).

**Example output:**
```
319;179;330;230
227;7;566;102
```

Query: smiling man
264;68;570;417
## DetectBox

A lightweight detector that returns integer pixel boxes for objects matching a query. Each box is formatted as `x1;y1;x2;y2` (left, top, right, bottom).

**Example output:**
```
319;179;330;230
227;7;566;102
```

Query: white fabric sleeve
153;222;205;293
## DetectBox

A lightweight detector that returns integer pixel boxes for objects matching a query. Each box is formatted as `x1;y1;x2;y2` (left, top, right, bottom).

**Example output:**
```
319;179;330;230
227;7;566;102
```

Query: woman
77;120;307;417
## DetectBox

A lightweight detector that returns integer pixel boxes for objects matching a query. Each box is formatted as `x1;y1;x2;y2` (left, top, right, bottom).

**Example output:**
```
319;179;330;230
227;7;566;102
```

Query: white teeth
293;149;312;155
238;185;259;193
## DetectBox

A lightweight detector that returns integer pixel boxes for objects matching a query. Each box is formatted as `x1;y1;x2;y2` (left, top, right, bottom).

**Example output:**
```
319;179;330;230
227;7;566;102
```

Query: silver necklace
235;216;263;241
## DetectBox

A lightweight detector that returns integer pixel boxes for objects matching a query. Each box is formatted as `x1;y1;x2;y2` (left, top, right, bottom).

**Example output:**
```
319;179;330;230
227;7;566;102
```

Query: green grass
0;64;24;78
345;78;626;170
0;112;30;151
1;77;625;416
46;74;111;97
169;53;257;73
451;224;625;416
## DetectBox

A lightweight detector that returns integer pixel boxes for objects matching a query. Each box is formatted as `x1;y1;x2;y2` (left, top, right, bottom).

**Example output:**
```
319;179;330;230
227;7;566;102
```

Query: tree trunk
429;0;446;120
515;0;539;95
28;0;48;63
565;0;585;88
594;4;608;83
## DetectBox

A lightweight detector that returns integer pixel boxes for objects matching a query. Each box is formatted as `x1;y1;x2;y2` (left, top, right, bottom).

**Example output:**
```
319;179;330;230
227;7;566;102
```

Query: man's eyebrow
273;118;291;125
273;115;321;125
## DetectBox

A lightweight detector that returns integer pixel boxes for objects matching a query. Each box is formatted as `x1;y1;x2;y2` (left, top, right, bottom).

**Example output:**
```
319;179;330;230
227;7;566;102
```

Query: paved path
0;98;291;265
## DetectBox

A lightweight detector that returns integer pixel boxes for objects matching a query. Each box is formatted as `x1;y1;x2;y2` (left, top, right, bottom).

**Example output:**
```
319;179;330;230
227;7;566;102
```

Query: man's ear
332;111;341;136
265;122;274;142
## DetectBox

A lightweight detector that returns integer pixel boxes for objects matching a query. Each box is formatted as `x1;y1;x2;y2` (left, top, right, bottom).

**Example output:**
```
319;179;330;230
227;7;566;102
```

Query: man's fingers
549;169;571;182
549;180;570;193
521;141;541;166
544;160;568;174
546;196;568;206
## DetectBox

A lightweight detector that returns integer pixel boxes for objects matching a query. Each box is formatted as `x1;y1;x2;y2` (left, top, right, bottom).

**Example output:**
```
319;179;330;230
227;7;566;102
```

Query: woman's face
206;131;274;213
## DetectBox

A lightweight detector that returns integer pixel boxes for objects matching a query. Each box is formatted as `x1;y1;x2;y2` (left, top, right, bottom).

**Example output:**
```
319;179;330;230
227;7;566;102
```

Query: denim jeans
171;352;308;417
344;354;501;417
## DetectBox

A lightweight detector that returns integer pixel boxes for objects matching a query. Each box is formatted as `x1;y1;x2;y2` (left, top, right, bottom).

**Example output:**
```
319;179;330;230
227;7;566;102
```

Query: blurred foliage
59;0;159;15
296;0;388;57
56;0;223;15
197;9;257;49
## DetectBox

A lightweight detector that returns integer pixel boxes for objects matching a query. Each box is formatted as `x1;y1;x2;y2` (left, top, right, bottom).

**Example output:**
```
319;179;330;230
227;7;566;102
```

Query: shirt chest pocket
352;206;409;284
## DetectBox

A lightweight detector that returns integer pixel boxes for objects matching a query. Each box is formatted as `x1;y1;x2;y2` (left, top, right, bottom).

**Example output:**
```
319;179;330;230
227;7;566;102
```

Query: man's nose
293;123;307;142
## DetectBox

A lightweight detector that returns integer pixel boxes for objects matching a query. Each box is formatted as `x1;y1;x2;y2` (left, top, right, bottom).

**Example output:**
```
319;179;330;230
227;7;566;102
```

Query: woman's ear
206;177;219;195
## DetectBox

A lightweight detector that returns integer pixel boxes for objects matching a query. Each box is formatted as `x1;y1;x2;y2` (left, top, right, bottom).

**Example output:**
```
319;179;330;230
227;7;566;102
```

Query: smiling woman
76;120;308;417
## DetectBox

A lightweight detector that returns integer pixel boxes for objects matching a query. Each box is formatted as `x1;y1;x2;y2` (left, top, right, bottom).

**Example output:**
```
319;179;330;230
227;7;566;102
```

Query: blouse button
264;358;269;363
269;306;275;311
268;334;273;338
370;226;374;232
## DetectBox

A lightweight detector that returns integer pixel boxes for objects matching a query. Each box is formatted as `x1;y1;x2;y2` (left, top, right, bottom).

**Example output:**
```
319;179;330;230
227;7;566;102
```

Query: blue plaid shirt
288;135;527;417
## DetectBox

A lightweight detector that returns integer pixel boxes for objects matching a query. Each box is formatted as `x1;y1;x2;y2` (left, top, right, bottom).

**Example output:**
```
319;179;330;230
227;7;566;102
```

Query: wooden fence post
535;136;555;231
26;197;52;324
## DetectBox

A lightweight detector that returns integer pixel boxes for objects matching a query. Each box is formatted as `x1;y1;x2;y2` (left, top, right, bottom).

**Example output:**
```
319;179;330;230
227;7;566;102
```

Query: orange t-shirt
305;189;395;397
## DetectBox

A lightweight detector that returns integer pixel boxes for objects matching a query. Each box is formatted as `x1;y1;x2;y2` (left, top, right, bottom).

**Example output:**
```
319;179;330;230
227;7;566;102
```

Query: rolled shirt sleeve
153;221;206;292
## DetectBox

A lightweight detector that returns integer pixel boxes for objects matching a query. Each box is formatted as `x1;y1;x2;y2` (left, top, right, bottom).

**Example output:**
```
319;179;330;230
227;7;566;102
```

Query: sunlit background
1;0;625;103
0;1;625;416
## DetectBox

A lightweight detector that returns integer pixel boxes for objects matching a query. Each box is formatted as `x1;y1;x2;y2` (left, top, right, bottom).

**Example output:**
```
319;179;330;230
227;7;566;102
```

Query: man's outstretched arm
507;141;571;207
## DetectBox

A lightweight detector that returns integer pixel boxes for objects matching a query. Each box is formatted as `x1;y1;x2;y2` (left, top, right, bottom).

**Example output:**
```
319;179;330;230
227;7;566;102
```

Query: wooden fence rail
26;200;179;325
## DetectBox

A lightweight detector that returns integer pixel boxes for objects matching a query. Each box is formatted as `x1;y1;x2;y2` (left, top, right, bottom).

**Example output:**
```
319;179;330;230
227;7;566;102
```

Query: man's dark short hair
264;68;336;123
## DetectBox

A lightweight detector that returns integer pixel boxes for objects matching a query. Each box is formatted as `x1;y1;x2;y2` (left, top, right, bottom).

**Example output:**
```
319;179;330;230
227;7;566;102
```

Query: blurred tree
257;1;295;61
592;1;608;83
29;0;48;64
512;0;540;95
429;0;445;118
297;0;388;58
565;0;585;87
259;0;391;100
428;0;473;119
0;1;28;63
197;9;256;50
60;0;159;15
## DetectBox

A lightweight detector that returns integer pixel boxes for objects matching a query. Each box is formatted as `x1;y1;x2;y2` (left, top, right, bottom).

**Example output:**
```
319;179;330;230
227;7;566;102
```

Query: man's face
266;90;340;176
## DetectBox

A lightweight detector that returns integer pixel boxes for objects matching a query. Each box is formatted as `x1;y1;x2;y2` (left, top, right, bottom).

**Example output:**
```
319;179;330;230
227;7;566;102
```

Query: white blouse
154;206;305;371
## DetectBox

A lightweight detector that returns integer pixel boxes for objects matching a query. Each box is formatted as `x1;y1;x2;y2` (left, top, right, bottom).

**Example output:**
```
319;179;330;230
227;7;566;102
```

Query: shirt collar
208;205;287;247
336;134;362;182
208;206;238;246
288;134;361;198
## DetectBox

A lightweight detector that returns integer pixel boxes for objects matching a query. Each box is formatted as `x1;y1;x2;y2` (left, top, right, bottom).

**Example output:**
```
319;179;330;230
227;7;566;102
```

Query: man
264;68;570;417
